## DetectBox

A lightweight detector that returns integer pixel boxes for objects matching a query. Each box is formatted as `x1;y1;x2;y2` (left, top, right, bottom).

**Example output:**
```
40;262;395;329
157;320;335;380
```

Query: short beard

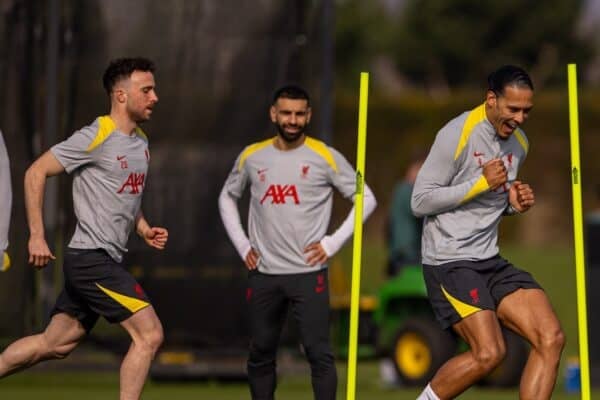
275;122;306;143
128;109;151;124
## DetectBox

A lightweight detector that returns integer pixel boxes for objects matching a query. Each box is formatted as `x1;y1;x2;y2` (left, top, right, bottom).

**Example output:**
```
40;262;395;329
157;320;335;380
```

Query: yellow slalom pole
346;72;369;400
567;63;590;400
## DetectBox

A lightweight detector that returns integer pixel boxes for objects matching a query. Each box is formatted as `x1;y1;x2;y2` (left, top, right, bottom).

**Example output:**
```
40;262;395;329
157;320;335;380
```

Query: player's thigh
247;271;288;345
496;288;563;346
44;313;87;351
120;305;163;344
65;249;153;325
453;309;505;354
288;270;331;347
422;262;496;330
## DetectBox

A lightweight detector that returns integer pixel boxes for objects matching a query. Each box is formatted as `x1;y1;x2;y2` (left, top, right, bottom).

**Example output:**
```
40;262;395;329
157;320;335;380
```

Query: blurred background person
386;150;425;277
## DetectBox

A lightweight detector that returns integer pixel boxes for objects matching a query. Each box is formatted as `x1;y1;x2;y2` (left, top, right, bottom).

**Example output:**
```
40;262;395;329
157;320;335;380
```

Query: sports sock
416;383;440;400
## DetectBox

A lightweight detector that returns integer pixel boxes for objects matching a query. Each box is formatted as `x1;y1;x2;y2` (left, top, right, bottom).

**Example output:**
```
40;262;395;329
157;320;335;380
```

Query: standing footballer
0;57;167;400
219;85;377;400
412;65;564;400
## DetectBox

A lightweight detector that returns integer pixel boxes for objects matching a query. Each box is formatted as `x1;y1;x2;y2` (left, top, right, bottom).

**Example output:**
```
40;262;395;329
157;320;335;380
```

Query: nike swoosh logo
117;155;126;161
473;152;484;157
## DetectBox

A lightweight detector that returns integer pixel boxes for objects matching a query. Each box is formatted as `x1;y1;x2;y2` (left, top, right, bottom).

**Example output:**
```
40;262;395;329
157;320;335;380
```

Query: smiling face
270;98;311;144
486;85;533;139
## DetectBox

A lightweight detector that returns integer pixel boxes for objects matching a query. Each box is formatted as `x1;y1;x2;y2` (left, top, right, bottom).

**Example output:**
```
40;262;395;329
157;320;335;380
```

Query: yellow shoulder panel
135;127;148;142
454;103;486;160
513;128;529;155
238;137;275;171
95;283;150;313
304;137;337;173
441;285;482;318
86;116;116;152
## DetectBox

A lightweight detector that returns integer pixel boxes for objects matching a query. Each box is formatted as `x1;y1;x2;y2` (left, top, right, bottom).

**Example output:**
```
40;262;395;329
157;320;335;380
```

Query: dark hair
272;84;310;106
102;57;155;95
487;65;533;96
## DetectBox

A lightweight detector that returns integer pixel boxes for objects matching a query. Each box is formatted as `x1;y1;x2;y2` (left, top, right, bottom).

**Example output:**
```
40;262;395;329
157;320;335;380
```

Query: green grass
1;243;591;398
0;362;591;399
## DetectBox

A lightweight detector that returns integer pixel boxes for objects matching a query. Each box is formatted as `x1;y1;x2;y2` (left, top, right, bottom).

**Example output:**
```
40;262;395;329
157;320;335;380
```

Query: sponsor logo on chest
260;184;299;204
256;164;313;205
114;149;148;195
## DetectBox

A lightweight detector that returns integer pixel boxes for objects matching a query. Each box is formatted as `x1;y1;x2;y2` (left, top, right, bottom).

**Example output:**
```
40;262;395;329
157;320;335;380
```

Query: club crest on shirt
301;165;310;179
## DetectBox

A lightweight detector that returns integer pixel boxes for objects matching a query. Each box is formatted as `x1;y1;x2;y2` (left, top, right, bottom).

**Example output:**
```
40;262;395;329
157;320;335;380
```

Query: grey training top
0;130;11;253
411;103;529;266
51;116;149;262
223;136;360;275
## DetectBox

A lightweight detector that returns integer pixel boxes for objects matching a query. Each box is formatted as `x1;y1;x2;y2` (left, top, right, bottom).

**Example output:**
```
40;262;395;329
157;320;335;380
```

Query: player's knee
536;327;565;356
249;341;277;362
473;342;505;372
303;343;335;369
135;326;163;355
146;326;164;353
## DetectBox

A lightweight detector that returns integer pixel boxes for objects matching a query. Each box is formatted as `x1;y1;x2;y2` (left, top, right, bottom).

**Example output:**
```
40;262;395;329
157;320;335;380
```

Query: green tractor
331;264;529;387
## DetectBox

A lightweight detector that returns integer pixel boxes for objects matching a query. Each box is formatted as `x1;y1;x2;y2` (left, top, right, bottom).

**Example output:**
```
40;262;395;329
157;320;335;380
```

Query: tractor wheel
482;328;529;387
391;317;457;386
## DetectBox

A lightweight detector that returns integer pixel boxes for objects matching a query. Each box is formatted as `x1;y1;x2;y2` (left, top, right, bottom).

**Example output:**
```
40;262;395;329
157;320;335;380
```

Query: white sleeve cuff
320;183;377;257
218;187;252;260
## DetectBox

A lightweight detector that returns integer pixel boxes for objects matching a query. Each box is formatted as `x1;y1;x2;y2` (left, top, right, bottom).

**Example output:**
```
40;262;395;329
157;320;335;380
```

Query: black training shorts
423;255;541;330
51;248;151;331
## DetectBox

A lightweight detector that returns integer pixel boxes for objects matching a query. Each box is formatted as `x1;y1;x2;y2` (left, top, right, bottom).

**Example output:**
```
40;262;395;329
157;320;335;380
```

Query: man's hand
482;158;508;190
305;242;328;267
142;227;168;250
509;180;535;213
28;236;56;268
245;248;260;270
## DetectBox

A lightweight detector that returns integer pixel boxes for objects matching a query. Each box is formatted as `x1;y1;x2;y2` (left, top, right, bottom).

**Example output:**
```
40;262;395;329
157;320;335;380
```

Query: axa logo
260;184;300;204
117;172;145;194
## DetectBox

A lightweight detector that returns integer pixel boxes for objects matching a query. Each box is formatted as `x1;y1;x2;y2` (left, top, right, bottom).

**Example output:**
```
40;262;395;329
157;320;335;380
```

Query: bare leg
0;313;86;377
497;288;565;400
430;310;506;399
118;306;163;400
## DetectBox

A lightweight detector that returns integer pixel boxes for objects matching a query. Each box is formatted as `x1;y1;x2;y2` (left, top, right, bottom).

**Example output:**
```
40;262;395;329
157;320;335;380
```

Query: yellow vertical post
567;63;591;400
346;72;369;400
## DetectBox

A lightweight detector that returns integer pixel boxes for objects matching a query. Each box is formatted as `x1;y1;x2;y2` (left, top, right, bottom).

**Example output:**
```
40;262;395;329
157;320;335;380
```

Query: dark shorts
423;255;542;330
51;248;151;332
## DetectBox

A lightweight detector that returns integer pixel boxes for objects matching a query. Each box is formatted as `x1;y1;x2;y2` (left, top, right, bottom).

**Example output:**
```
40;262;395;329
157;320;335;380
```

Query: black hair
102;57;155;95
487;65;533;96
272;84;310;106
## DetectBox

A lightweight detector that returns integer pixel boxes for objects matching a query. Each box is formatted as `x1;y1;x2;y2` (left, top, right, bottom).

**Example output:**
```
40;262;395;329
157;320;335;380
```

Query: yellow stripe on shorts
441;285;481;318
96;283;149;313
